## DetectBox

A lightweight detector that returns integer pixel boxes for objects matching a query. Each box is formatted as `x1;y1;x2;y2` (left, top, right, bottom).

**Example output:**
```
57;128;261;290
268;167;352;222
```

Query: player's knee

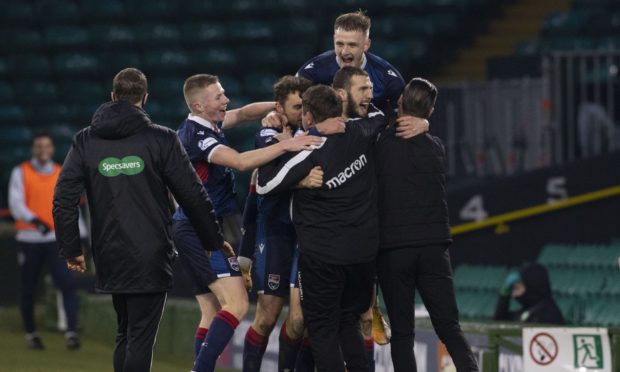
255;315;277;336
224;295;249;320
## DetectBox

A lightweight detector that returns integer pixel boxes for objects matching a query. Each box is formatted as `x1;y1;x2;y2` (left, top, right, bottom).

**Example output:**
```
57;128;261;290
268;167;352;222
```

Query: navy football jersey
173;114;240;220
254;127;300;226
297;50;405;115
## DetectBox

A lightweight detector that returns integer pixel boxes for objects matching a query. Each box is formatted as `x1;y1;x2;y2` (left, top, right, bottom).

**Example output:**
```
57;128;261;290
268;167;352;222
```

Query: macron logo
387;69;398;78
325;154;368;189
304;62;314;70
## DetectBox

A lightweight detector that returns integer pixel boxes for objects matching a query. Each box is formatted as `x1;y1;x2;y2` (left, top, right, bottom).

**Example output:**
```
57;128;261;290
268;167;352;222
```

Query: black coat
53;101;223;293
256;108;385;265
494;263;565;324
375;129;452;250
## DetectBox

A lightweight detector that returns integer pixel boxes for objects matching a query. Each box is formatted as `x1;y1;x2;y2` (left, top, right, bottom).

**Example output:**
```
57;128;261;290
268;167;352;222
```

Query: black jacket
53;101;223;294
494;263;565;324
256;108;385;265
375;129;451;249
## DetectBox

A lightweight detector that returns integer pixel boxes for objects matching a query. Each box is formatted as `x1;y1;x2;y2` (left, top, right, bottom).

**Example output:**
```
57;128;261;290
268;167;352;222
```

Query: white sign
523;328;611;372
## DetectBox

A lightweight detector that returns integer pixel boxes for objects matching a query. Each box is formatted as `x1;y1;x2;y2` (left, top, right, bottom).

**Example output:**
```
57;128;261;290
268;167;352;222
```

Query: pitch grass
0;306;236;372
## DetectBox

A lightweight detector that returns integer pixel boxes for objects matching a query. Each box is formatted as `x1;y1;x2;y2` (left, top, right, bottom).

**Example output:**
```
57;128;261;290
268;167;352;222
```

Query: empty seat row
538;243;620;269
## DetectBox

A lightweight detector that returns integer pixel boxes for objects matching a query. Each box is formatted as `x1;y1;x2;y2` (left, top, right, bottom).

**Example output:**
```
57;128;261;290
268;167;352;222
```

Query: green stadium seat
11;55;52;77
48;123;79;141
15;81;58;102
542;11;592;37
240;46;278;68
229;21;274;40
0;127;32;144
59;81;106;104
0;29;44;51
130;0;178;19
243;73;278;98
135;24;180;45
554;294;582;324
102;52;142;74
273;19;318;39
538;244;572;267
180;23;227;43
45;26;90;47
455;289;497;320
188;49;238;71
149;77;184;98
218;76;242;97
81;0;126;20
53;53;99;74
0;82;14;103
453;265;508;292
90;25;136;46
143;50;189;71
597;37;620;50
0;2;34;23
0;105;28;124
35;0;81;23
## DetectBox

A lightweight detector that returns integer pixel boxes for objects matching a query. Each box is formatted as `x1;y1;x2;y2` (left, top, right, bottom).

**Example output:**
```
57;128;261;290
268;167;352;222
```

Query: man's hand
273;125;293;143
396;116;429;139
315;117;346;135
297;166;324;189
220;241;235;258
30;218;51;234
280;134;323;152
261;111;287;129
66;255;86;273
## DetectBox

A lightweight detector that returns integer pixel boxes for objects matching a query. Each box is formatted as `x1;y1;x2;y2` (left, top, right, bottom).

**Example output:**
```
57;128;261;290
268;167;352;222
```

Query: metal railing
435;51;619;180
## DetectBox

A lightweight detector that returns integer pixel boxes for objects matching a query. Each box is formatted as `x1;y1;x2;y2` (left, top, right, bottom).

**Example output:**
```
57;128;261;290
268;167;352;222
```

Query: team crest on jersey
304;62;314;70
268;274;280;290
387;69;398;78
228;257;240;272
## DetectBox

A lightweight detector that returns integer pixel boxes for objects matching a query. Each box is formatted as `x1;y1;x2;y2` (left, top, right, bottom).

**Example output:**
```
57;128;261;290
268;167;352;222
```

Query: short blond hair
334;11;371;37
183;74;219;108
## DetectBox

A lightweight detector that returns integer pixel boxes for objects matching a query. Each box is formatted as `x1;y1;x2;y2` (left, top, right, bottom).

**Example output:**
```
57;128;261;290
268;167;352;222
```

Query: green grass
0;306;235;372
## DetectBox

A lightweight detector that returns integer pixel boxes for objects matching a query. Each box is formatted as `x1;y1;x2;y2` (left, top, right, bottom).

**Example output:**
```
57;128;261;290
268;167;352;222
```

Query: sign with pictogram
523;328;611;372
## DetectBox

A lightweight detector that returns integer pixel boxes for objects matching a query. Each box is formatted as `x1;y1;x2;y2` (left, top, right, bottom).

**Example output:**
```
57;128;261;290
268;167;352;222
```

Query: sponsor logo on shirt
325;154;368;189
198;137;218;151
98;156;144;177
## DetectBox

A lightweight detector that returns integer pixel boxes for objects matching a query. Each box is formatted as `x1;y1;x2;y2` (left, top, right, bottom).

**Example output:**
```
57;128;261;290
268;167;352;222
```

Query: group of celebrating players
54;9;480;372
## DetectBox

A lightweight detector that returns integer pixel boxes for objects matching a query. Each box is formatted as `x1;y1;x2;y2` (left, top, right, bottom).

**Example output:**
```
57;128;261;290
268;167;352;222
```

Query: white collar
188;113;217;131
336;53;367;70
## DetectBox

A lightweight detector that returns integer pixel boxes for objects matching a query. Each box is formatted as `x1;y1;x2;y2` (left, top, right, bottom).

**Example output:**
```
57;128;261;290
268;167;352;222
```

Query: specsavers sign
523;328;611;372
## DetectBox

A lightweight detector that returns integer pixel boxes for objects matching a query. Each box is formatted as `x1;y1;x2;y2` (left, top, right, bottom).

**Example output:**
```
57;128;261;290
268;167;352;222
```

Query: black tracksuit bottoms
298;253;375;372
112;292;167;372
377;244;479;372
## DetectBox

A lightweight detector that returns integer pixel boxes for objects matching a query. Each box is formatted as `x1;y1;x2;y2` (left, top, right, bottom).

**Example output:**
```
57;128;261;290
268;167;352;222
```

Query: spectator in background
494;263;564;324
8;133;80;350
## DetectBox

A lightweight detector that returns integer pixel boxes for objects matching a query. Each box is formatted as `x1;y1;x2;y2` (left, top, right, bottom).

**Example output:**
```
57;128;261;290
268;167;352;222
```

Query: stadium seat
53;53;100;74
453;264;508;292
0;29;44;52
0;127;32;145
143;49;189;71
239;46;279;68
135;24;181;45
59;81;106;104
80;0;126;20
218;75;242;97
10;55;52;77
243;73;278;99
44;26;90;47
102;52;142;74
0;2;34;23
0;105;28;124
90;25;136;46
129;0;179;20
149;77;184;99
34;0;81;23
180;22;227;43
228;21;274;40
0;82;14;103
15;81;58;103
188;49;238;71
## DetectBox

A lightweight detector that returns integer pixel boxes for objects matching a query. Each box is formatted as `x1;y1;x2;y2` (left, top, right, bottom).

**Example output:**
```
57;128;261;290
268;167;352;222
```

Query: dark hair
183;74;219;104
302;85;342;123
31;132;53;146
401;77;437;119
334;10;371;35
112;68;147;104
332;66;369;91
273;76;313;105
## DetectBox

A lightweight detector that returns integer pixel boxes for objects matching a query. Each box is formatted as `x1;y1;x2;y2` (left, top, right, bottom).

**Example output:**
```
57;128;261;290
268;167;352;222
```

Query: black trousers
112;292;167;372
298;253;375;372
377;245;479;372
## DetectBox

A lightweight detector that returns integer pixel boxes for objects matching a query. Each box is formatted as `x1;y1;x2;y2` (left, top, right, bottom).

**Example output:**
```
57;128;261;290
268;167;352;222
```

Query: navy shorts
253;221;298;297
172;219;241;295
